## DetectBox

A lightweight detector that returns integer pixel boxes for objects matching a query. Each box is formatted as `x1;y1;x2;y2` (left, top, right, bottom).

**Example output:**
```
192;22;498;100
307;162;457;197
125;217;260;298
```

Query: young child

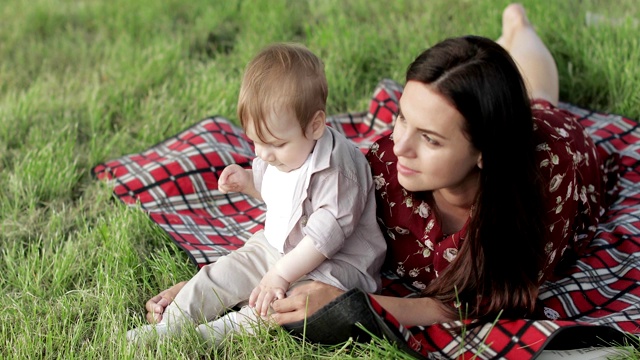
126;43;386;346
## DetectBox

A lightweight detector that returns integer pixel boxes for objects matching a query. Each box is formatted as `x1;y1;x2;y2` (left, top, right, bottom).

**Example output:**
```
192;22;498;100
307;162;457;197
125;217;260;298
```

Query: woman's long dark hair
409;36;546;320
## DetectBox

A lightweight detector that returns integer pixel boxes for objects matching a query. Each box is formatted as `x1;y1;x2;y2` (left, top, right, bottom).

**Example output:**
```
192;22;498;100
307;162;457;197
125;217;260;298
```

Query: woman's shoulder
530;100;590;143
530;100;600;167
366;134;395;167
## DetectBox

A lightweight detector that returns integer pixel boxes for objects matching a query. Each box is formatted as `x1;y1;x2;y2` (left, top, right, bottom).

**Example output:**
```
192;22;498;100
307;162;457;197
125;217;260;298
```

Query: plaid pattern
93;79;639;359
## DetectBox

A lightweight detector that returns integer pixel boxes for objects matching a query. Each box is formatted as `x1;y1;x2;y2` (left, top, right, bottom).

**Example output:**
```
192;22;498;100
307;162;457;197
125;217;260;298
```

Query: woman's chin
397;176;428;192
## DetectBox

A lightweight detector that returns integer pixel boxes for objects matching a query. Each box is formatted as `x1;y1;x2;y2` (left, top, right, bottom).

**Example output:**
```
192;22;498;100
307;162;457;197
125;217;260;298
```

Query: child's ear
309;110;326;140
477;153;483;170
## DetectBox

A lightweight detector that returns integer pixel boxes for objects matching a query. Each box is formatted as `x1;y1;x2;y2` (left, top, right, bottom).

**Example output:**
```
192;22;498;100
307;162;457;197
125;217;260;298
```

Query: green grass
1;0;639;358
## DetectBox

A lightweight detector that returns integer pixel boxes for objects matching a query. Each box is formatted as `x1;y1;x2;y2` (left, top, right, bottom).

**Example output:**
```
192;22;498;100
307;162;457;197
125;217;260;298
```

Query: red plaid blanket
93;79;640;359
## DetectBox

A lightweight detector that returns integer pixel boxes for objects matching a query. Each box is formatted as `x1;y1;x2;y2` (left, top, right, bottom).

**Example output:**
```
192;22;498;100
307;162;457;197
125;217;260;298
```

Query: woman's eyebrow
397;106;446;139
416;127;446;139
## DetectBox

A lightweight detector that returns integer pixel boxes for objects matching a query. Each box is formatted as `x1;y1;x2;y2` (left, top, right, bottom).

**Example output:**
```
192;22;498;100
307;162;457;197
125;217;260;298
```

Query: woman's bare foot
496;3;532;49
495;3;559;104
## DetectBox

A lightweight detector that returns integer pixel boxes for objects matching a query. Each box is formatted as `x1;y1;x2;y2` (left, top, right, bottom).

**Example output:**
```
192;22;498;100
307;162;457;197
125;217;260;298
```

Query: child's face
246;108;320;173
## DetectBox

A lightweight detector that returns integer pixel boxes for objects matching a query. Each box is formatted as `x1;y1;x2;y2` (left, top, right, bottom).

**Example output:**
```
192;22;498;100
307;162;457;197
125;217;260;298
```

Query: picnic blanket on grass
93;79;640;359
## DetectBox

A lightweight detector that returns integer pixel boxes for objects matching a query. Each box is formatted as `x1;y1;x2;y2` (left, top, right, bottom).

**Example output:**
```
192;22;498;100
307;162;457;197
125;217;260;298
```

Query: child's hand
145;281;187;323
249;270;290;316
218;164;250;194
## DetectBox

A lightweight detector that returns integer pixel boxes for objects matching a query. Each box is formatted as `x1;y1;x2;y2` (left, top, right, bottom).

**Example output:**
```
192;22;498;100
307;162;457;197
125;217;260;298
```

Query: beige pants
162;230;282;328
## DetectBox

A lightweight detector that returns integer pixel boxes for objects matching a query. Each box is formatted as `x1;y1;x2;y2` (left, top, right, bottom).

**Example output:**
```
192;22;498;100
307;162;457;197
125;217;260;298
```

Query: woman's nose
392;129;413;157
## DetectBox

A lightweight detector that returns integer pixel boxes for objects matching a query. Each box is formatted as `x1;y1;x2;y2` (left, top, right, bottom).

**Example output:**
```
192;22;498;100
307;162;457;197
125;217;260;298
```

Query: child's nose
256;146;275;163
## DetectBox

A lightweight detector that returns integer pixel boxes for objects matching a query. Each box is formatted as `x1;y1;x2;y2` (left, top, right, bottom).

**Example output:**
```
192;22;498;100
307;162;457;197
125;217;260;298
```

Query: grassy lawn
1;0;639;358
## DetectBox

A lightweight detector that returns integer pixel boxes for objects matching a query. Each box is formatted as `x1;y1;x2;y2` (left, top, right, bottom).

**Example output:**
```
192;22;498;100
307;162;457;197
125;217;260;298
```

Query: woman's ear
477;154;483;169
309;110;326;140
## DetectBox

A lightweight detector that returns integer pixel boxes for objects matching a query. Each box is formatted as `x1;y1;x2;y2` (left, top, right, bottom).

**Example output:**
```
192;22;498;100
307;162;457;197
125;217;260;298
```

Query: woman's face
392;80;482;194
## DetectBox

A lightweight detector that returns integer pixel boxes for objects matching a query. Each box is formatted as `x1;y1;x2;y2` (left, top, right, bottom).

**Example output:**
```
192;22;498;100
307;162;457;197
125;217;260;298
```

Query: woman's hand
270;281;344;325
271;281;455;327
145;281;187;323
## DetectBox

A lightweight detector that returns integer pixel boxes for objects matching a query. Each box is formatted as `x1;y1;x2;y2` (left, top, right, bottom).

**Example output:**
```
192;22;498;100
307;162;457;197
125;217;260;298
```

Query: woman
145;3;605;329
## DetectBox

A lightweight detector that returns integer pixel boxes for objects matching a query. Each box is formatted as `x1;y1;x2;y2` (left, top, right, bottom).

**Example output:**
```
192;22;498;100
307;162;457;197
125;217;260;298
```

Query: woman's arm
270;281;454;327
370;293;454;326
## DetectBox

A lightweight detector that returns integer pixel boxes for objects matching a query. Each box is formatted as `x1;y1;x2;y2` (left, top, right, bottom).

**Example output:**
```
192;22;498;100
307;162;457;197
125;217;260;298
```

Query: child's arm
249;235;326;316
218;164;262;201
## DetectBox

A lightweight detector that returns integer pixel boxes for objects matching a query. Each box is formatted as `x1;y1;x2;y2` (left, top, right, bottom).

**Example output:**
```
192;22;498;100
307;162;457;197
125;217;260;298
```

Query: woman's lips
397;162;418;175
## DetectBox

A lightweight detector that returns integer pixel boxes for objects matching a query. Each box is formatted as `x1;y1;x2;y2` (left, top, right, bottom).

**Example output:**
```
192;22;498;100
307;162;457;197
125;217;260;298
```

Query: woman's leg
496;3;559;105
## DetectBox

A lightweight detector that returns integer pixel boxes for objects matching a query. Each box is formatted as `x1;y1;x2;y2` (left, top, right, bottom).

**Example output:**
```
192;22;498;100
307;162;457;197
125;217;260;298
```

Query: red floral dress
366;100;606;290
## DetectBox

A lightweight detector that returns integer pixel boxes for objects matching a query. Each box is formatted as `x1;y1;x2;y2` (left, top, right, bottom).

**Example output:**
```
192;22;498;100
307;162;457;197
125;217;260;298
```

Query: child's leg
196;305;264;347
195;279;315;347
127;231;281;341
165;231;280;324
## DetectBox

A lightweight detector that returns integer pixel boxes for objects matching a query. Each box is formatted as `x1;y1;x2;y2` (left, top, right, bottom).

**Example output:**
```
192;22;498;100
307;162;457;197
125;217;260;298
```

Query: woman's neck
432;182;478;235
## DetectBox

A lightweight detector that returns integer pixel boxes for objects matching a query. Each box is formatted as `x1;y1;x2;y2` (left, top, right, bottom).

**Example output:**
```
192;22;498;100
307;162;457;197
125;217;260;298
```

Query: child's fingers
219;166;238;186
254;288;268;315
249;287;260;308
218;172;241;193
260;293;275;316
146;311;162;323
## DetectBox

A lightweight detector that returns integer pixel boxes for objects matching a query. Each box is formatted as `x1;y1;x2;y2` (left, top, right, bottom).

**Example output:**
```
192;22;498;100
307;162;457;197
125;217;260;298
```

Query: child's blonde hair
237;43;328;142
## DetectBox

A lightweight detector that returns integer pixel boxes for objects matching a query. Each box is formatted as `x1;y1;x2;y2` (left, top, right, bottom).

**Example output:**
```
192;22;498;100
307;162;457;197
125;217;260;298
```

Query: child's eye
272;143;286;148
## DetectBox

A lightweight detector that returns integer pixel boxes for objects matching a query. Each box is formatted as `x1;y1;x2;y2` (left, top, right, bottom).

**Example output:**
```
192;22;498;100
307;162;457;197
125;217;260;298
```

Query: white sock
196;306;262;347
126;306;192;343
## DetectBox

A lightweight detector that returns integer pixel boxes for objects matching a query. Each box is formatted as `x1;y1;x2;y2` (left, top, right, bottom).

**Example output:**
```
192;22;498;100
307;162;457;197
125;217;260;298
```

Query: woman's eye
421;133;439;145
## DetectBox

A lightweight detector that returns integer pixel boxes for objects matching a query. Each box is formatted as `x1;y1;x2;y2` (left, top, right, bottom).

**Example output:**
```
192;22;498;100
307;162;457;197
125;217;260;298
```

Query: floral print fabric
366;99;606;289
